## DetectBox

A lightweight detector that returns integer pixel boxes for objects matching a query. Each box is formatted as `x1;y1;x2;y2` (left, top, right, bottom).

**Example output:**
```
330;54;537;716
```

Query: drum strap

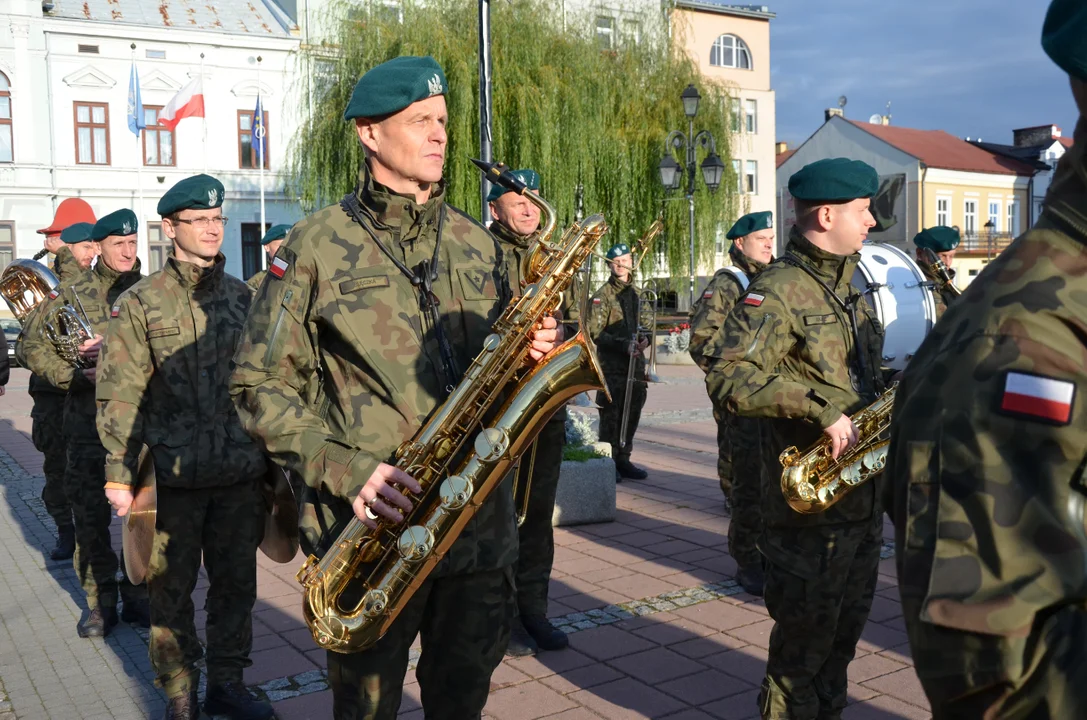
722;266;750;291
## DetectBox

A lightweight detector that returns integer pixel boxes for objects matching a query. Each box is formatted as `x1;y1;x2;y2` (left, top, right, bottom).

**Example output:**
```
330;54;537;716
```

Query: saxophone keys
439;475;474;510
361;589;389;618
474;427;510;463
396;526;435;562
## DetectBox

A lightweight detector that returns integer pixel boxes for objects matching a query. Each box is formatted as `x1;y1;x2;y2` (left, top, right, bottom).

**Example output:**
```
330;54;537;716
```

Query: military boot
505;616;538;657
77;606;118;638
522;615;569;651
50;525;75;560
162;689;199;720
203;681;273;720
121;597;151;628
615;459;648;480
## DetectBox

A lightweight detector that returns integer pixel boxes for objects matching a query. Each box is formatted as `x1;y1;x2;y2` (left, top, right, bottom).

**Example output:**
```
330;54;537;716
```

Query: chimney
881;115;890;126
825;107;844;122
775;141;789;155
1013;124;1061;147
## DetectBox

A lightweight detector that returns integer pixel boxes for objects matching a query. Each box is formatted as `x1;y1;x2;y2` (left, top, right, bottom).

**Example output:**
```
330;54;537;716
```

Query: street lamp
984;219;995;261
659;84;723;308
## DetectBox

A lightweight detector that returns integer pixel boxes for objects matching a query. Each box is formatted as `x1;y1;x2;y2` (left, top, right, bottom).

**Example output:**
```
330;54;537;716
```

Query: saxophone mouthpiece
470;158;528;196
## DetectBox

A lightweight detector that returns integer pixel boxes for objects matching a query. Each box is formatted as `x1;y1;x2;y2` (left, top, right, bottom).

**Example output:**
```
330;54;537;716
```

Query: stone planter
552;442;616;527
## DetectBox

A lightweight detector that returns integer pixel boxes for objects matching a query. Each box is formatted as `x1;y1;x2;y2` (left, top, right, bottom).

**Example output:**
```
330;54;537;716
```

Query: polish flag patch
703;290;714;299
743;293;765;307
111;306;120;318
592;298;601;305
1000;371;1075;424
269;256;290;279
49;290;59;299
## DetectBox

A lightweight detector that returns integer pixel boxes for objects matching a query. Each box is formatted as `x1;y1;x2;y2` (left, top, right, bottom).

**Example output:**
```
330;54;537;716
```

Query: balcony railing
959;231;1015;254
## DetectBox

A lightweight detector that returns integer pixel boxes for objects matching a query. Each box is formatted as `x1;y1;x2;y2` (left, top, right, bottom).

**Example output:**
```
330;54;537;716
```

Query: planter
552;442;616;527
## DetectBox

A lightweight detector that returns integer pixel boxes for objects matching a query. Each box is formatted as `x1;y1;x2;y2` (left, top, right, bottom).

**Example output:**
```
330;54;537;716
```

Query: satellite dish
838;95;848;109
868;114;883;125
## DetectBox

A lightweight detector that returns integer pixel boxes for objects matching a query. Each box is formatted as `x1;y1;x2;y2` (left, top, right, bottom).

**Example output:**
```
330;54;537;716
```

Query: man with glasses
97;175;272;720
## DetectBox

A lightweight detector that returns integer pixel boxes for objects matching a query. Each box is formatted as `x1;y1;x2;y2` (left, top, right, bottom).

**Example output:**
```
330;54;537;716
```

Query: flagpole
257;55;266;270
200;52;208;175
130;44;146;265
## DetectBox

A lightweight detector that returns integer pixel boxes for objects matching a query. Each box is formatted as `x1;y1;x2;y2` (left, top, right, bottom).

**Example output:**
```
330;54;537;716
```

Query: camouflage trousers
327;567;514;720
514;411;566;617
716;407;763;571
714;406;733;497
597;372;646;463
758;516;881;720
149;481;263;694
65;441;144;611
31;392;71;529
901;598;1087;719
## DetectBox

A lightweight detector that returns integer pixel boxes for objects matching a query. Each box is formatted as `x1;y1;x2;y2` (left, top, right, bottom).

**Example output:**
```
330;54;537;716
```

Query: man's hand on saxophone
527;315;564;362
823;413;860;461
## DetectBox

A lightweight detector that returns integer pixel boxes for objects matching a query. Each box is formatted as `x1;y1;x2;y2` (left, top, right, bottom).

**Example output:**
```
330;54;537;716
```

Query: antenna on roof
838;95;847;109
868;114;883;125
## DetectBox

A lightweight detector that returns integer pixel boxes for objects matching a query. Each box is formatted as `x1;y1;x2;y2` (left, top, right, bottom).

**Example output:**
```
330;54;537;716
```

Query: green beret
157;174;225;217
92;209;139;242
262;224;292;246
788;158;878;202
913;226;960;253
606;243;631;260
343;56;448;121
1042;0;1087;81
726;211;773;240
487;169;540;203
60;222;94;245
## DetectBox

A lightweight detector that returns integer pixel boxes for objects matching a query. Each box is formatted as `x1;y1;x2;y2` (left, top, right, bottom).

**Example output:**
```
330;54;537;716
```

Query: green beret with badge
262;224;292;246
913;226;960;253
788;158;879;202
343;56;448;121
606;243;631;260
92;208;139;241
157;174;225;217
726;211;773;240
487;169;540;203
60;222;95;245
1042;0;1087;81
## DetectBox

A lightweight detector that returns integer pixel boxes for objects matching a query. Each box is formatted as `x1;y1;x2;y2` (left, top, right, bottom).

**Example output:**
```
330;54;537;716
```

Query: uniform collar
356;162;446;246
608;273;634;291
53;245;82;282
729;244;768;276
166;253;225;290
490;220;534;249
785;225;860;289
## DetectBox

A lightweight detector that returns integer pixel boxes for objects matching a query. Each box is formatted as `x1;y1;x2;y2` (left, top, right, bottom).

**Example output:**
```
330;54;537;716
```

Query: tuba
296;159;611;653
0;259;59;321
778;385;896;513
43;292;95;369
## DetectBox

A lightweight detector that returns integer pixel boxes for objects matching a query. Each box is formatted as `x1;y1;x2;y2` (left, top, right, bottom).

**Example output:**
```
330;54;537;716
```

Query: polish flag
159;77;204;131
268;256;290;279
1001;372;1075;424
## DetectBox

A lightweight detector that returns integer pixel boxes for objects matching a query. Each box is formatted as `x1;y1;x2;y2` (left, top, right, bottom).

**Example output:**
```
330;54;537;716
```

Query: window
744;99;757;134
596;16;616;50
376;0;402;23
145;49;166;59
936;197;949;226
1007;201;1018;235
988;200;1001;231
744;160;757;194
964;200;977;235
147;222;171;273
622;19;641;45
730;97;741;133
0;72;11;163
74;102;110;165
710;34;752;69
238;110;269;169
714;224;726;256
142;106;175;167
0;222;13;272
731;159;741;190
241;223;271;279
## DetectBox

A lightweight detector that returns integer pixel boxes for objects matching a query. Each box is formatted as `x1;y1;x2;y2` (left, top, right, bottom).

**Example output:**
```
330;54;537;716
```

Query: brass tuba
778;385;896;513
43;292;95;369
296;159;611;653
0;259;59;321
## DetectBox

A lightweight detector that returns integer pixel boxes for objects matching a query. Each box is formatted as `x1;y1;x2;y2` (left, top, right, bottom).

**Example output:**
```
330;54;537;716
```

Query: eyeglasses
173;216;229;229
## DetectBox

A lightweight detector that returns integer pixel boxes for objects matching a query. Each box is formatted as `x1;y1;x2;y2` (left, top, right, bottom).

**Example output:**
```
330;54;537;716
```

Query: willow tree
287;0;739;281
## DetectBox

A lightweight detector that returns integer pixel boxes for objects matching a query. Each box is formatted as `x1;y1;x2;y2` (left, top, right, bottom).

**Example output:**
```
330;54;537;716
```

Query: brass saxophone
779;385;896;513
297;159;611;653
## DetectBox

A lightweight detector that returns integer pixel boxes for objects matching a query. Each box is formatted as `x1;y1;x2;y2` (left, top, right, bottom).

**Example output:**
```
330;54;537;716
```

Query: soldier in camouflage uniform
98;177;272;720
245;223;291;294
17;199;98;560
706;158;886;720
911;226;960;320
886;6;1087;716
21;213;151;638
229;57;563;720
487;169;571;657
689;210;774;596
590;243;649;481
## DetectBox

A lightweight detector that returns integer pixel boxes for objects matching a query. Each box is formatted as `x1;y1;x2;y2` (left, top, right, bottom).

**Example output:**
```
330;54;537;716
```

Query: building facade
972;124;1068;225
0;0;303;307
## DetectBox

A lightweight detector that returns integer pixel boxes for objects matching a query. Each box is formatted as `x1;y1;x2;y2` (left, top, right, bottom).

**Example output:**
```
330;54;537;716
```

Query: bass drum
851;243;936;372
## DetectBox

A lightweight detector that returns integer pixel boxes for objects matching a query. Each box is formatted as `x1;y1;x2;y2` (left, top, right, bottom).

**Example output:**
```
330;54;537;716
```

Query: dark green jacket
919;262;958;321
589;274;645;377
688;244;769;372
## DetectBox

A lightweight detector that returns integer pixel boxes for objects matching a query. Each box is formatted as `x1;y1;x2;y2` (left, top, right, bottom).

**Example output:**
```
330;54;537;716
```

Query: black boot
203;681;273;720
505;616;538;657
77;607;118;638
522;615;569;651
615;459;648;480
50;525;75;561
736;563;765;597
163;689;199;720
121;597;151;628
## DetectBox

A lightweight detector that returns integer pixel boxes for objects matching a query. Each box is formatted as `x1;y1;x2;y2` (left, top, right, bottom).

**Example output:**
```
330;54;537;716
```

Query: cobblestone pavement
0;365;931;719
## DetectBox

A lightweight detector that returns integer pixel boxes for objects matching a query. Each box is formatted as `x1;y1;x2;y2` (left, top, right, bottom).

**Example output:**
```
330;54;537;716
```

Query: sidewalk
0;366;931;720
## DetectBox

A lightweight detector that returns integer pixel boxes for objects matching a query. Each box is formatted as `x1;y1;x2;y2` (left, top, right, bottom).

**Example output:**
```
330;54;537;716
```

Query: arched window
710;35;752;70
0;72;11;163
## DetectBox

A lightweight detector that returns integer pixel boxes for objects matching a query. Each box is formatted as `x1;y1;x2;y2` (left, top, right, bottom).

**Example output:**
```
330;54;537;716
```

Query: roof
672;1;776;20
775;148;796;168
48;0;295;36
845;119;1037;176
969;141;1051;170
1059;136;1074;149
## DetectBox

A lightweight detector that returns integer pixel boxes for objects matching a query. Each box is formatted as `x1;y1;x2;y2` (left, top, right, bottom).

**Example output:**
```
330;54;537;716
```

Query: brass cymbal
122;448;157;585
259;465;299;563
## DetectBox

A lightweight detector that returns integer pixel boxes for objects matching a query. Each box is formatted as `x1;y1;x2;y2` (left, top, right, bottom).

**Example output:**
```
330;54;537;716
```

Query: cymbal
260;465;299;563
122;449;157;585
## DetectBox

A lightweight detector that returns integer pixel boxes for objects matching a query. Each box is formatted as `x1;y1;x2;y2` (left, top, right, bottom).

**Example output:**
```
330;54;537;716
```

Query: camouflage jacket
490;220;582;334
21;259;143;442
705;226;886;530
688;245;768;372
18;246;84;397
919;263;958;321
246;269;267;295
589;275;645;377
886;138;1087;656
230;165;517;574
96;254;266;490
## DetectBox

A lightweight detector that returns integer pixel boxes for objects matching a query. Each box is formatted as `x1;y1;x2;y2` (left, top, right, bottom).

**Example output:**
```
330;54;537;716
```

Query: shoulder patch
111;305;120;318
269;256;290;279
592;297;602;305
49;290;59;299
703;289;714;299
743;293;765;307
1000;371;1075;425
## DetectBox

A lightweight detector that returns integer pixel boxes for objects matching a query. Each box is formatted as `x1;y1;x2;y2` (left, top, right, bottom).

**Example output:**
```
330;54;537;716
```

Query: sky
768;0;1076;148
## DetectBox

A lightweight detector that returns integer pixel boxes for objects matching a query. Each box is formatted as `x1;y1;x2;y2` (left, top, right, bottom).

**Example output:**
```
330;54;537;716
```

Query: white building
0;0;304;296
971;124;1068;224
